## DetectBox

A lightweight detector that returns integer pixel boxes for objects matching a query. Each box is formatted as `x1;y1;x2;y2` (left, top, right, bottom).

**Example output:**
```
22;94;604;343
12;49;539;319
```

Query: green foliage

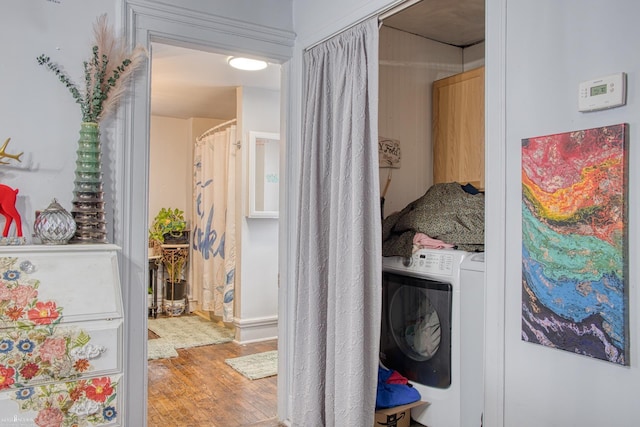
149;208;187;245
73;330;91;348
37;55;85;115
164;256;186;284
36;14;146;124
37;49;135;123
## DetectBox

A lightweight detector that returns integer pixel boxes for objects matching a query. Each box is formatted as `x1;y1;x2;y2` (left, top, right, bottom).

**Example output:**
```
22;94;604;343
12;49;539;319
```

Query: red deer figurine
0;184;23;237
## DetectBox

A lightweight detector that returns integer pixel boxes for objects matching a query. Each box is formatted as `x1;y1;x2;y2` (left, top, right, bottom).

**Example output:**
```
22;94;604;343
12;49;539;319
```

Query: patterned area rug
225;350;278;380
147;315;234;360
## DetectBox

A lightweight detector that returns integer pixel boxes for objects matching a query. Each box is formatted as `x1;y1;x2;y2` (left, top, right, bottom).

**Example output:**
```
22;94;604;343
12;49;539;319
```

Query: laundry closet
377;2;486;426
378;1;485;218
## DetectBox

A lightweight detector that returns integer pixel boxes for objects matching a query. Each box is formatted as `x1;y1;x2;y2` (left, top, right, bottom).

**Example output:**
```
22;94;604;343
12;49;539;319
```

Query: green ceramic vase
70;122;107;243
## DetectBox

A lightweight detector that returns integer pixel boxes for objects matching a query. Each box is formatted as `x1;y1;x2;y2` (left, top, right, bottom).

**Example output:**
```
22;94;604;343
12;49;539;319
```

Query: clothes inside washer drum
405;309;441;358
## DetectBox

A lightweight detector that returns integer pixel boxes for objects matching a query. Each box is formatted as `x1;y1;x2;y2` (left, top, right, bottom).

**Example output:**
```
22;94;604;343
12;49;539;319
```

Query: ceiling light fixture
227;57;268;71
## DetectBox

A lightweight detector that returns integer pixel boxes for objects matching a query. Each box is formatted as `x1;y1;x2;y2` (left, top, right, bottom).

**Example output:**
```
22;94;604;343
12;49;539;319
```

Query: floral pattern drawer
0;374;122;427
0;319;122;390
0;248;123;323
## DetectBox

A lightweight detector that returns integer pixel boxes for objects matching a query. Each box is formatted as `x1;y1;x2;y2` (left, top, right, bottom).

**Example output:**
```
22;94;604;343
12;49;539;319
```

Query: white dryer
380;249;485;427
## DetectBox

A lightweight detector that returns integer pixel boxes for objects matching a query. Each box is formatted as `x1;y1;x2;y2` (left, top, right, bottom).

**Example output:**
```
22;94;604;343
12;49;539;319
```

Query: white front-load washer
380;248;484;427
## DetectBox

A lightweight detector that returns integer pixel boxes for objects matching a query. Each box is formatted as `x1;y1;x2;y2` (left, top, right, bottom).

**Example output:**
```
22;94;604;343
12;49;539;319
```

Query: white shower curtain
192;124;237;322
292;18;381;426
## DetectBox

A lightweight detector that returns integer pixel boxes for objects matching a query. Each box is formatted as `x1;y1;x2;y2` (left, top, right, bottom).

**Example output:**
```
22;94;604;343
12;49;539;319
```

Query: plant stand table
148;254;161;318
160;244;189;316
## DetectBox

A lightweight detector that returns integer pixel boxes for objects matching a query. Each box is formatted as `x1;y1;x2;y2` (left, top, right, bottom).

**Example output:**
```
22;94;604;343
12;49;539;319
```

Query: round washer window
389;285;441;361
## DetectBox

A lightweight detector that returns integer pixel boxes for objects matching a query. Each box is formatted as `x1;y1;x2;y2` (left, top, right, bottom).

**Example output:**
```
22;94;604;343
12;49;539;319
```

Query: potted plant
148;207;188;247
149;208;189;315
163;254;187;301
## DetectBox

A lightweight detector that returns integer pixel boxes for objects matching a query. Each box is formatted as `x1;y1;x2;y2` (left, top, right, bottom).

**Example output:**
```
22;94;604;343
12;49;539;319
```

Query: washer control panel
412;251;454;275
384;250;455;276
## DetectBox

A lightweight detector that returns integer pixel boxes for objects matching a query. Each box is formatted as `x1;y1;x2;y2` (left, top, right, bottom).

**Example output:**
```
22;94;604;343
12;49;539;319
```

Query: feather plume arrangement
37;14;147;123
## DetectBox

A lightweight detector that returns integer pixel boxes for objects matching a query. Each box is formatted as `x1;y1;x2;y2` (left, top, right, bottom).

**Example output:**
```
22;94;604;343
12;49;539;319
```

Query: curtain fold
292;18;381;426
192;125;237;322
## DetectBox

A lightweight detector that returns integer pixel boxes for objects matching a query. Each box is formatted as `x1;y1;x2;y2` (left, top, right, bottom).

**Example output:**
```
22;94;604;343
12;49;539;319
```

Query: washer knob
402;256;413;267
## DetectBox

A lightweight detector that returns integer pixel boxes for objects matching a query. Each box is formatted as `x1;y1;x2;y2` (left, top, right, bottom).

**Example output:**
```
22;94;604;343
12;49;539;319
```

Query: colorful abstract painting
521;124;628;365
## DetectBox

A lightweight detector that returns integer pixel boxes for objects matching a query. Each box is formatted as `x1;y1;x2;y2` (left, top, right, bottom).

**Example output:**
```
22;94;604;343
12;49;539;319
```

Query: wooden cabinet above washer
432;66;485;191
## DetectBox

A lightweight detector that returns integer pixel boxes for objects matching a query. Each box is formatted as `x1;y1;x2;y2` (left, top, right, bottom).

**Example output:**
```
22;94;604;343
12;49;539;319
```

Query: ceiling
150;44;281;120
383;0;484;47
150;0;484;120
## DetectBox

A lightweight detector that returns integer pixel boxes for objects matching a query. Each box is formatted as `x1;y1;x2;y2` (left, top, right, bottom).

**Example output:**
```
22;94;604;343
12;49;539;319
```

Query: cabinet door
432;66;485;189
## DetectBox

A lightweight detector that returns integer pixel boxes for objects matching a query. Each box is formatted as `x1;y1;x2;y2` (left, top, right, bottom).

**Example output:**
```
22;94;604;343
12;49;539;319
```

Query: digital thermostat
578;72;626;112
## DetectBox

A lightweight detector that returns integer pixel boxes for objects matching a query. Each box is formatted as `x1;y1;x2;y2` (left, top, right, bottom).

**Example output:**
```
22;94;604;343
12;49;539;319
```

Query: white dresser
0;244;123;426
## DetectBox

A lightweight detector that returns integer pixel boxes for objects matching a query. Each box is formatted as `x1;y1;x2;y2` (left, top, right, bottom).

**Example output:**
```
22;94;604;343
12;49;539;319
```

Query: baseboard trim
233;315;278;344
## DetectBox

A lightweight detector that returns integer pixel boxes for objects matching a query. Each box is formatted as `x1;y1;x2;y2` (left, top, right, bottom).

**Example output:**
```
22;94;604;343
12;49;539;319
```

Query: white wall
167;0;293;32
236;86;280;342
148;116;224;227
379;25;462;217
0;0;117;242
148;116;191;224
293;0;397;47
502;1;640;425
463;41;485;71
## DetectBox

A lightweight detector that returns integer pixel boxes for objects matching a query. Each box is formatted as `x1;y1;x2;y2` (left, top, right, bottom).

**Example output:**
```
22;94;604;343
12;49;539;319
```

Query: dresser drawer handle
71;344;106;359
19;259;36;273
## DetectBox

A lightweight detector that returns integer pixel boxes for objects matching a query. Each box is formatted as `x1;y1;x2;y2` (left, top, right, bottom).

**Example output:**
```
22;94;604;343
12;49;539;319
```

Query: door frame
120;1;294;425
482;0;507;425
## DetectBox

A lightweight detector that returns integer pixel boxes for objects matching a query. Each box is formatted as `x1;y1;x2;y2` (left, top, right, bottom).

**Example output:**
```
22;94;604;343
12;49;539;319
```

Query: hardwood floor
147;321;280;427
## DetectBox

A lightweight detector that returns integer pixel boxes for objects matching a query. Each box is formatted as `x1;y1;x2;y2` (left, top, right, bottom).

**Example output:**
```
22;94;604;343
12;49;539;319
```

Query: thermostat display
579;73;626;112
590;84;607;96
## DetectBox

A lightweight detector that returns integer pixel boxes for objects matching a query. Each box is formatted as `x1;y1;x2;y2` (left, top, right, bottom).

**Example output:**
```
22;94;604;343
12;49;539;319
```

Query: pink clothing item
412;232;455;250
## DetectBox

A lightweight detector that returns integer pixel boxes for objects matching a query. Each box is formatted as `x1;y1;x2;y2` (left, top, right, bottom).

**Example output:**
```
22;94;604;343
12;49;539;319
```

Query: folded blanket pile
382;182;485;257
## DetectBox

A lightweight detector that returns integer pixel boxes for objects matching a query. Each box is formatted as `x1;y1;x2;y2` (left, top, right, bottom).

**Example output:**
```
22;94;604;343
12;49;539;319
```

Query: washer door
390;286;442;361
381;272;452;388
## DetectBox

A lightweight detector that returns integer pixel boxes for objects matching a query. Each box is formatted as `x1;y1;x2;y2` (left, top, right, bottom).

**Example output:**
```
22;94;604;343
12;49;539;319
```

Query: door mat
147;315;234;360
147;338;179;360
225;350;278;380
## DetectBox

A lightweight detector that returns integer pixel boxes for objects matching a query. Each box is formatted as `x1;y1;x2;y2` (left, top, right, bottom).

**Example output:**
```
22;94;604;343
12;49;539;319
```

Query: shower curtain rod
303;0;422;51
196;118;238;142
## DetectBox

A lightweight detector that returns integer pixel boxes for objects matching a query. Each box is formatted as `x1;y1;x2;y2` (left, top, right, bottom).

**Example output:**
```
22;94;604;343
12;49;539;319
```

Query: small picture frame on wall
379;137;400;168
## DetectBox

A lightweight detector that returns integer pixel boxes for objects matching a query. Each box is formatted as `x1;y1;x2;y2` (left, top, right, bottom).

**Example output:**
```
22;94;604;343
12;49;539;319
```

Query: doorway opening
146;42;281;426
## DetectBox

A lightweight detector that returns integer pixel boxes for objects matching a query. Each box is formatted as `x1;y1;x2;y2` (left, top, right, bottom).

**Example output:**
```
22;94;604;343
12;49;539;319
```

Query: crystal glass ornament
34;199;77;244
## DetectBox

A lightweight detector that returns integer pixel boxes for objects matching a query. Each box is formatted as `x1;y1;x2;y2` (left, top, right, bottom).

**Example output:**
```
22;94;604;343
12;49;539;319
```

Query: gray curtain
292;18;381;426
